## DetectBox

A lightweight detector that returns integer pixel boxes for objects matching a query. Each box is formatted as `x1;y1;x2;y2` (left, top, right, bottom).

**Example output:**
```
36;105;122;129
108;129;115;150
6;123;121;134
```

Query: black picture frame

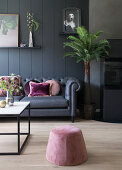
63;8;81;33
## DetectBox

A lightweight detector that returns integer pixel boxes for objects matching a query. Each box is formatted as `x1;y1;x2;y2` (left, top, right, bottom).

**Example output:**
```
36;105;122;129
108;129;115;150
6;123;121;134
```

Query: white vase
29;31;33;47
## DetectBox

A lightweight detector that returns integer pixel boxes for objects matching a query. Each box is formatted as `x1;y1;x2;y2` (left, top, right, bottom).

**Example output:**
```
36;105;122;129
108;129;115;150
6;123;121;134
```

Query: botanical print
0;14;18;47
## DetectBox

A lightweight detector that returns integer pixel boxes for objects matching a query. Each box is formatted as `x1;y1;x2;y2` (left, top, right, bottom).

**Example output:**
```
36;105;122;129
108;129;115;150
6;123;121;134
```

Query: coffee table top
0;102;30;116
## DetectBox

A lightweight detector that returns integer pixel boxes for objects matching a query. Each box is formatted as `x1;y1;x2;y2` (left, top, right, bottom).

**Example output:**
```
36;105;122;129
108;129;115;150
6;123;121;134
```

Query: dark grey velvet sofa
21;77;81;122
0;77;81;122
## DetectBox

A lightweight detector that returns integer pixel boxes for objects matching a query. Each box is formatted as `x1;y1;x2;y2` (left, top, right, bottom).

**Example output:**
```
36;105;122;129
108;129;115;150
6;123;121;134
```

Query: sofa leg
71;116;74;123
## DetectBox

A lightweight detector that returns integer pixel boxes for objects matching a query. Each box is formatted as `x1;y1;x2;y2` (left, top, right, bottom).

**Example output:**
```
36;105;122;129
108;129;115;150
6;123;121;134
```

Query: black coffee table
0;102;30;155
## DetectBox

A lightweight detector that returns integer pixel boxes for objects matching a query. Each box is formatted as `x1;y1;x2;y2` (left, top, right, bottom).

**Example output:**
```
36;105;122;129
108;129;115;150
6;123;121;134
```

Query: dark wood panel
7;0;20;75
53;0;66;77
0;0;8;76
31;0;43;77
30;0;43;46
19;0;31;79
43;0;55;77
31;49;42;77
8;0;19;13
20;49;31;78
9;49;19;75
19;0;31;45
65;0;88;80
0;49;8;75
0;0;7;13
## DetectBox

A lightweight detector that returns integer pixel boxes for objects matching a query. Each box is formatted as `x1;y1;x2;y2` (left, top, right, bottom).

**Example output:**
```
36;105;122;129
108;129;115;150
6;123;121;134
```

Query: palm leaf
63;52;76;58
76;26;88;38
64;42;83;54
96;30;103;37
63;26;110;63
67;36;82;44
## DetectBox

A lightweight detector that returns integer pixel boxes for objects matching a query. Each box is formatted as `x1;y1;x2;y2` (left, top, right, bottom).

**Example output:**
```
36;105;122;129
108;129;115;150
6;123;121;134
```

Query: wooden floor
0;118;122;170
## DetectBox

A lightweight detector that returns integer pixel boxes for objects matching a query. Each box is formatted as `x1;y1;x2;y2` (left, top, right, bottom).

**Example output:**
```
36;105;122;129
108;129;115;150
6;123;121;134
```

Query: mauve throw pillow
0;75;22;97
45;80;60;96
29;82;50;97
24;80;40;96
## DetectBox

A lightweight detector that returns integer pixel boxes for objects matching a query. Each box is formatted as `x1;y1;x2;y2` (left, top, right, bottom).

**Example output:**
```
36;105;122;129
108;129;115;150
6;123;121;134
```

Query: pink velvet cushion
0;75;22;96
29;81;50;97
46;125;88;166
45;80;60;96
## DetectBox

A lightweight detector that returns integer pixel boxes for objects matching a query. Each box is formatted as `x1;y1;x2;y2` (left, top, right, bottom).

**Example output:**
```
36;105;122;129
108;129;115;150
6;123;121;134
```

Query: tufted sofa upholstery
20;77;81;122
0;77;81;122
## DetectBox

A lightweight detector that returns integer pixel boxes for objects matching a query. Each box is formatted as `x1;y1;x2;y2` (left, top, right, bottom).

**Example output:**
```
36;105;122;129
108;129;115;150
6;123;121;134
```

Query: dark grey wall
89;0;122;109
0;0;89;82
89;0;122;39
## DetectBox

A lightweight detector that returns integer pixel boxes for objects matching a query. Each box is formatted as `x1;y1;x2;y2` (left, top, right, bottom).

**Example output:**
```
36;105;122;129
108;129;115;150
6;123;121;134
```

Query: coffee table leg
28;104;30;134
17;116;20;154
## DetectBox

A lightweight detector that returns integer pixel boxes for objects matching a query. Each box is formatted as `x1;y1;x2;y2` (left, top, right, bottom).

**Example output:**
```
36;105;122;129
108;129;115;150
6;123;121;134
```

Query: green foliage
0;74;22;95
27;12;39;32
63;26;110;63
0;15;18;35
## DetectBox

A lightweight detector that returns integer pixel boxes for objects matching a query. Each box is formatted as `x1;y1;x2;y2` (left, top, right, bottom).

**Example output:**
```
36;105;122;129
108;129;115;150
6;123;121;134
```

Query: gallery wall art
0;14;19;47
63;8;81;33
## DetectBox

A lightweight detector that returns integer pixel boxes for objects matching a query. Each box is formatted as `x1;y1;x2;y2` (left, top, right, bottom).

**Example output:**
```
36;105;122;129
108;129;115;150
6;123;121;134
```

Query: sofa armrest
65;78;81;101
65;78;81;122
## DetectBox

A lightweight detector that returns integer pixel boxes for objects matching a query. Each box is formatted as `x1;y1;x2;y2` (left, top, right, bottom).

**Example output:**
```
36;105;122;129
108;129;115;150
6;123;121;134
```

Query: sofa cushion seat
0;96;23;102
20;96;68;109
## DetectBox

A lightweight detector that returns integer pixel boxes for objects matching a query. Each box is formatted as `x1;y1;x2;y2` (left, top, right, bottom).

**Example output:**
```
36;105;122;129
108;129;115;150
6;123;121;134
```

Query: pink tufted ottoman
46;125;87;166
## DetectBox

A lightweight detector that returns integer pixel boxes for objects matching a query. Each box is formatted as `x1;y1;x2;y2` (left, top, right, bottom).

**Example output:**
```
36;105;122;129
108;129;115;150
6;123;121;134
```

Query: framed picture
0;14;19;47
63;8;81;33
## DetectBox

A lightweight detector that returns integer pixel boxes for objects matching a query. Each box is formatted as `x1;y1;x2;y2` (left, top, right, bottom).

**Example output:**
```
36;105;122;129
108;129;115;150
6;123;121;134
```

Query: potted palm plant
63;26;110;119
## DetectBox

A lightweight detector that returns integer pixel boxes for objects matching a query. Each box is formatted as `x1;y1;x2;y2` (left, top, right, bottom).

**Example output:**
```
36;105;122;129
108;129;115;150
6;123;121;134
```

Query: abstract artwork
0;14;19;47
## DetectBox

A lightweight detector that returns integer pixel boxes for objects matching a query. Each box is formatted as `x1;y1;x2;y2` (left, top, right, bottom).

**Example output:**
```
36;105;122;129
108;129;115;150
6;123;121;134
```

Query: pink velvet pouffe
46;125;88;166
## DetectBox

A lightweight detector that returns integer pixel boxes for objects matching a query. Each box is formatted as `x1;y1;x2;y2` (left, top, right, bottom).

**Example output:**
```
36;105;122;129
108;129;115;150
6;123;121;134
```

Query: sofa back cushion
0;75;22;97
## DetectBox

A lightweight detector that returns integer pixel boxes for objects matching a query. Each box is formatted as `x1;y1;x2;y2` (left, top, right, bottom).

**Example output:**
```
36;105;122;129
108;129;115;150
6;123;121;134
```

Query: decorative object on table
0;74;22;106
63;26;110;119
27;12;39;47
0;100;6;108
0;14;19;47
20;43;27;47
63;8;81;33
6;91;14;106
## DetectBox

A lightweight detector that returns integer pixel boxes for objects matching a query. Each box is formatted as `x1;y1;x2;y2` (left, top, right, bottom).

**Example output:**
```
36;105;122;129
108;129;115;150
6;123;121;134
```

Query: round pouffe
46;125;88;166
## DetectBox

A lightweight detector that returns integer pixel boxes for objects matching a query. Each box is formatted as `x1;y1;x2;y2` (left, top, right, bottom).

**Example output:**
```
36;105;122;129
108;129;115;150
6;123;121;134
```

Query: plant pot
84;103;96;120
6;91;14;106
